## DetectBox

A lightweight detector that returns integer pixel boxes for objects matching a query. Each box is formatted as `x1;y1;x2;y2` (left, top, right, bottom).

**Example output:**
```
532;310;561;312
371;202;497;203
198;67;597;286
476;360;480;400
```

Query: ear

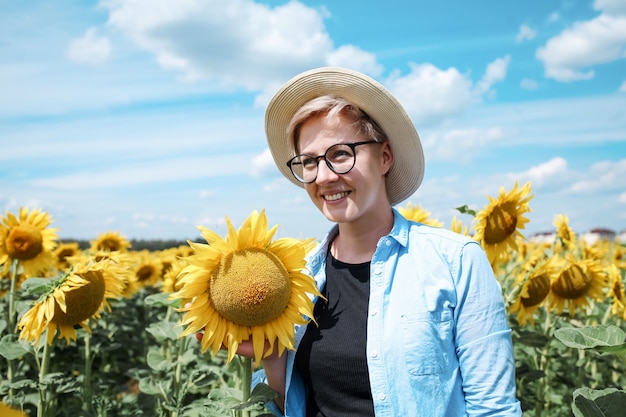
381;141;394;176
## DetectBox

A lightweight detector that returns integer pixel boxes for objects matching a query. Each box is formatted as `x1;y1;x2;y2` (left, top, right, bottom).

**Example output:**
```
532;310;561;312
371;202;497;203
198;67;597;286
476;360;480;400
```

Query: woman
248;67;522;416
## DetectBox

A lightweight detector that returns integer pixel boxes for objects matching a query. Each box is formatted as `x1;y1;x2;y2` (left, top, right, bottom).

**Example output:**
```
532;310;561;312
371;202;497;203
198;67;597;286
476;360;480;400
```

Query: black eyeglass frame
285;140;380;184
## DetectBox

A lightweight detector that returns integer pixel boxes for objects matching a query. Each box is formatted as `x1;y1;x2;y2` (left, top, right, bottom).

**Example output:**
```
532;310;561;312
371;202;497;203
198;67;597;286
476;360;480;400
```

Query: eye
300;156;317;169
327;147;353;163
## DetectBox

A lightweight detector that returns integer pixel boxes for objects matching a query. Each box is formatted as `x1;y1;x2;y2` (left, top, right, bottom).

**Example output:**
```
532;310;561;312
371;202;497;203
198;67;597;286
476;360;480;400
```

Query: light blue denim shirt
255;209;522;416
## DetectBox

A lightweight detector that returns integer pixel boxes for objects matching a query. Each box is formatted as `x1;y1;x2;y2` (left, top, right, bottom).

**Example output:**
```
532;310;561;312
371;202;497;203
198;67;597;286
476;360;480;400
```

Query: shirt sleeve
453;241;522;416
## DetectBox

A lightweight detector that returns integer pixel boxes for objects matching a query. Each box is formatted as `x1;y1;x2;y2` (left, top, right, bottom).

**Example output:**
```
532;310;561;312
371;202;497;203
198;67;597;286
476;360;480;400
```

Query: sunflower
0;403;28;417
70;250;139;298
510;258;554;326
608;263;626;320
161;257;186;294
613;244;626;271
449;215;470;236
473;182;533;265
549;255;608;316
172;210;320;365
89;231;131;252
18;257;126;345
54;241;82;271
131;250;164;288
0;207;58;277
553;214;576;252
398;202;443;227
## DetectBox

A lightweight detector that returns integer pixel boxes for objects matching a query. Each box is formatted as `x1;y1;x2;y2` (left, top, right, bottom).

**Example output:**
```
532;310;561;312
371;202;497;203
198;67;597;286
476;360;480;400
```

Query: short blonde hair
286;95;388;153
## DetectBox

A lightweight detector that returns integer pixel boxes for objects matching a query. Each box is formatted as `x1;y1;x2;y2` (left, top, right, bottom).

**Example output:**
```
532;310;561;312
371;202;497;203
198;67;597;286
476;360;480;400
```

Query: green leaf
207;387;242;405
137;377;165;396
555;325;626;354
250;382;279;401
0;334;31;360
177;347;197;366
145;292;181;308
146;321;182;342
8;378;37;390
455;205;477;216
146;348;173;371
572;387;626;417
20;277;56;296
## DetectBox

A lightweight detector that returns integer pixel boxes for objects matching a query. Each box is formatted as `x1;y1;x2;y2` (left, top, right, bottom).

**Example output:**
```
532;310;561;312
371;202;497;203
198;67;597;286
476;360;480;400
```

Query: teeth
324;192;348;201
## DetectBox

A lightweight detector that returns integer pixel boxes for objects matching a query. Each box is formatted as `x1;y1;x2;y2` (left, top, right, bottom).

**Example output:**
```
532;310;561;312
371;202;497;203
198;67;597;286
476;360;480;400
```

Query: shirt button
374;267;382;275
370;309;378;316
371;350;379;358
385;239;391;246
378;393;386;401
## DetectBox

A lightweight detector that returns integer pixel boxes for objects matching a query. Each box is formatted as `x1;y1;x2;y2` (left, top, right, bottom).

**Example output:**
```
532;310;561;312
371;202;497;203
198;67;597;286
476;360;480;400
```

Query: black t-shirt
295;252;375;417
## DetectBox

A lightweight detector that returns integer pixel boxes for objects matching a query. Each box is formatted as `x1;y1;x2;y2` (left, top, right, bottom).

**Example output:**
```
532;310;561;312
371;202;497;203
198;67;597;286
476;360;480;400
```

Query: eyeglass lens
290;143;357;183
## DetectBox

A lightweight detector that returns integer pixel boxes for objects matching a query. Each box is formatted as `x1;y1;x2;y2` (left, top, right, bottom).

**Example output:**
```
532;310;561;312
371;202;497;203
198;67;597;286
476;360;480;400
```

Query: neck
331;209;394;264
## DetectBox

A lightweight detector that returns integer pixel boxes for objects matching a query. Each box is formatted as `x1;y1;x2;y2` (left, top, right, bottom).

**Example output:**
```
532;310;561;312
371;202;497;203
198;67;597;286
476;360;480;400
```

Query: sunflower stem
38;330;53;417
83;331;93;413
171;335;188;417
6;259;20;399
8;258;19;332
241;355;252;417
535;309;552;417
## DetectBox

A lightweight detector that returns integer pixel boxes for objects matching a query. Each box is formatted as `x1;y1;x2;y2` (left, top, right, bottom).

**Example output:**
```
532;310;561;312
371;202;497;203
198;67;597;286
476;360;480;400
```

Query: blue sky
1;0;625;242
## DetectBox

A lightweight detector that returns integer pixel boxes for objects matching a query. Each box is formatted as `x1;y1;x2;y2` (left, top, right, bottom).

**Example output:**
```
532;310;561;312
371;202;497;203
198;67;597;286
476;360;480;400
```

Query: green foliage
0;281;276;417
555;325;626;354
572;387;626;417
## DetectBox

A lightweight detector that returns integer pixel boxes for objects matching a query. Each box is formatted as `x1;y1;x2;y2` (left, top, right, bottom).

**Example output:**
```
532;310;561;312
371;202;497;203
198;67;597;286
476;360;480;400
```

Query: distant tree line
60;238;204;252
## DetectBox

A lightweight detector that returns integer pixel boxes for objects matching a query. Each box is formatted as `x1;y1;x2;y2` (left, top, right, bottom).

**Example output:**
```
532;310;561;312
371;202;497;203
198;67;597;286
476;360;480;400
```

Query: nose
315;160;339;184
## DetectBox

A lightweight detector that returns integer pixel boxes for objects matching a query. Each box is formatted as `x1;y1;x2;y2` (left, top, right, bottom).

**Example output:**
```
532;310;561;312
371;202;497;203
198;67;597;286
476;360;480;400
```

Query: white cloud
102;0;333;90
594;0;626;15
31;154;254;190
511;157;569;187
516;24;536;43
536;13;626;82
250;148;279;176
569;159;626;193
66;27;111;66
199;189;215;198
548;12;560;23
474;56;511;97
619;191;626;203
386;56;509;125
520;78;538;90
422;127;507;161
386;63;474;125
326;45;383;77
619;80;626;92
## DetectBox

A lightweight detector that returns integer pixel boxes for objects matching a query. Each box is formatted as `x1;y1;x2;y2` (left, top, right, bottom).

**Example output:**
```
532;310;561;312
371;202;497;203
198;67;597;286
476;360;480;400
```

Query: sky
1;0;625;243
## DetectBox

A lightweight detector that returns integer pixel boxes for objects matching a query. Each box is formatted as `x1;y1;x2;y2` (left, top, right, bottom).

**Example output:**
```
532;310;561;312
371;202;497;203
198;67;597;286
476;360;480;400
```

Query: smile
323;192;349;201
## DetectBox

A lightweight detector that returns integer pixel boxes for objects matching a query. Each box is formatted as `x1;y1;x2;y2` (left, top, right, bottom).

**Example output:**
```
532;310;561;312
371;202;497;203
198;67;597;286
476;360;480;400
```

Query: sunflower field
1;182;626;417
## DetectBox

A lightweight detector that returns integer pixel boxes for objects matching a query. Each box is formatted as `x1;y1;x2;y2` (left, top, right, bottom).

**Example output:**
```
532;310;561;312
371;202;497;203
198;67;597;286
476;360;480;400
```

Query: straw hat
265;67;424;206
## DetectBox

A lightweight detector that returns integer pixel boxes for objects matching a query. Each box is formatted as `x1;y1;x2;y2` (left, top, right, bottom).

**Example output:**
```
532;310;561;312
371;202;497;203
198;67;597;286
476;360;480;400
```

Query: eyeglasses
286;140;380;184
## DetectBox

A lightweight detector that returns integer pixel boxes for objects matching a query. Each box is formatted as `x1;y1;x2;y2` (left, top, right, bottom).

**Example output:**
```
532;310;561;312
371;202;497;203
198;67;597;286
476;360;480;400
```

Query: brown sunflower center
5;224;44;260
136;265;156;282
210;248;291;327
521;273;551;308
51;270;106;326
483;202;517;245
98;238;123;252
551;264;591;299
612;279;623;303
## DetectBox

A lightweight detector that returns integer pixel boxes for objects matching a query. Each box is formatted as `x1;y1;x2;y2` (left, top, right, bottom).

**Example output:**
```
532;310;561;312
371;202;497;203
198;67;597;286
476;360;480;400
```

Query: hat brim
265;67;424;206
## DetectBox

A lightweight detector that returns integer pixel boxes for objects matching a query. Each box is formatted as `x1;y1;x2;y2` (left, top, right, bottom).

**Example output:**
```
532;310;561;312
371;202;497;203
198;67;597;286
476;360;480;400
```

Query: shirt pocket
400;310;453;376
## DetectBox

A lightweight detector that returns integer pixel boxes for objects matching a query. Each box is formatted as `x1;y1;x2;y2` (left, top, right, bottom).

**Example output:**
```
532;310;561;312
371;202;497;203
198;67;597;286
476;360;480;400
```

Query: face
297;114;393;225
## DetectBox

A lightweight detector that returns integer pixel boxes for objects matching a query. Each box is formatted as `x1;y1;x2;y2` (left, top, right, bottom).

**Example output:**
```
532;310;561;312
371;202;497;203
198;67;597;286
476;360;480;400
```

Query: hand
194;332;282;361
